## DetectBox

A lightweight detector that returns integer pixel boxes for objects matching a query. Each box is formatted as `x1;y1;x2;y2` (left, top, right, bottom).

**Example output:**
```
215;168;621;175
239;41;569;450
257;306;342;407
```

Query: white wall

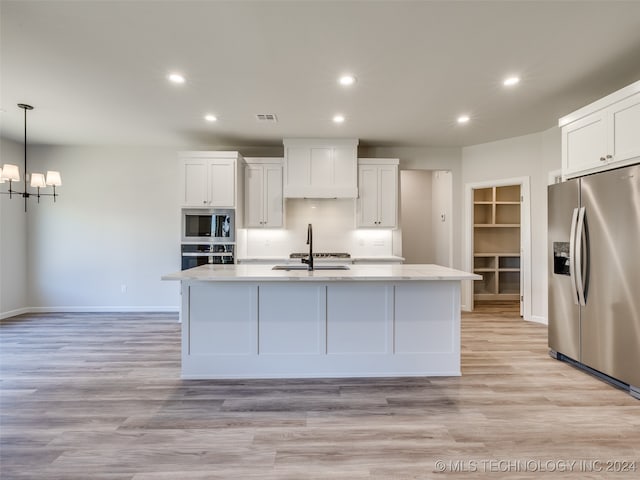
0;138;28;318
26;145;181;311
462;127;561;322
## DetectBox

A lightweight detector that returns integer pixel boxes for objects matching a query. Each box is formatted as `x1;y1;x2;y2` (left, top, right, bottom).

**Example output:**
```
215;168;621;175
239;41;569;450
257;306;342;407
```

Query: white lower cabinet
180;279;462;378
561;83;640;179
244;159;283;228
356;159;398;228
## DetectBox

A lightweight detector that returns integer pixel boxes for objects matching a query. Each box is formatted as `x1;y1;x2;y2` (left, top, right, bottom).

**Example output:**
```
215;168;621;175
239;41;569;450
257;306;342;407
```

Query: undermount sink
272;265;350;271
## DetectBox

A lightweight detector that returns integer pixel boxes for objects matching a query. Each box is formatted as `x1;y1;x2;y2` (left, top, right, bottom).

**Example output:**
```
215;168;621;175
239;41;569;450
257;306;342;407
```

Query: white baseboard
0;307;31;321
528;315;547;325
1;306;179;319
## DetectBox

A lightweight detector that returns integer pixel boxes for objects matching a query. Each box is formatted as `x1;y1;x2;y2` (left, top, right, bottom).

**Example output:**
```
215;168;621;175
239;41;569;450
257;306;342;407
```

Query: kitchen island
162;264;480;379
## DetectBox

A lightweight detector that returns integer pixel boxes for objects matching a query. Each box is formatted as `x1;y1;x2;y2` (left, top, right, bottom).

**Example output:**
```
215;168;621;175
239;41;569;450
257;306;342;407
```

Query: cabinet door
209;159;235;207
333;146;357;190
377;165;398;227
263;165;283;227
357;165;380;227
181;160;209;206
562;112;607;178
609;92;640;165
245;165;264;227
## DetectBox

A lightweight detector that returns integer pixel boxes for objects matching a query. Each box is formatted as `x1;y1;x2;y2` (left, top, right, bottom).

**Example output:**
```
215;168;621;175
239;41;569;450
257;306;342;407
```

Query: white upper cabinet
209;160;235;207
179;151;244;209
181;159;209;207
562;112;607;177
560;81;640;179
356;159;399;228
244;158;283;228
283;138;358;198
609;92;640;162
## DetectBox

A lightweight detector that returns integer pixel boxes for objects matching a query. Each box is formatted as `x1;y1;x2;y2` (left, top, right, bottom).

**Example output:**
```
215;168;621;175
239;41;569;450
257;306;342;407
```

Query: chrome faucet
301;223;314;271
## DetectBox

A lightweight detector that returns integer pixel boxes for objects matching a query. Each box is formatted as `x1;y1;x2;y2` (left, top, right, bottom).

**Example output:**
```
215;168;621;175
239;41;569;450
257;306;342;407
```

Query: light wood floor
1;309;638;479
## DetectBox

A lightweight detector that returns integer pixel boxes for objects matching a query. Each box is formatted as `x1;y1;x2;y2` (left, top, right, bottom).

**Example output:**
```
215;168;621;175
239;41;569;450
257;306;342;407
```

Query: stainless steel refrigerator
548;163;640;399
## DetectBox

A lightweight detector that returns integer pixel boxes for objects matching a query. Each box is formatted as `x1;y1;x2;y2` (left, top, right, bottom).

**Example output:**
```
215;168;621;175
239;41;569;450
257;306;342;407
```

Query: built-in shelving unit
473;185;521;301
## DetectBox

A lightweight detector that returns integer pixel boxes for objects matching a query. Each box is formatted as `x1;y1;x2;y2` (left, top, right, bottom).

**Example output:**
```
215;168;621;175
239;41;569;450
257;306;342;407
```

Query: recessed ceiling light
338;75;356;86
503;76;520;87
204;114;217;122
457;115;470;124
333;114;345;123
168;73;185;84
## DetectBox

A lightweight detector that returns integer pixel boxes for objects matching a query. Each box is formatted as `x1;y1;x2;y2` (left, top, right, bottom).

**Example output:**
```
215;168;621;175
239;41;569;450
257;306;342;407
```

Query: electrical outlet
121;284;127;293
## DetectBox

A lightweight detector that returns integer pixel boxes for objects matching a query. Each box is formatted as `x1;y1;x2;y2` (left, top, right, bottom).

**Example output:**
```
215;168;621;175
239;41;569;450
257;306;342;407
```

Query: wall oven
182;208;235;243
181;244;234;270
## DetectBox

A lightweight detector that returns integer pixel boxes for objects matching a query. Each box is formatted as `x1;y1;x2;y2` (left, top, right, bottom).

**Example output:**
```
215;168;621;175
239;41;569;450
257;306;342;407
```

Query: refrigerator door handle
575;206;587;306
569;207;580;305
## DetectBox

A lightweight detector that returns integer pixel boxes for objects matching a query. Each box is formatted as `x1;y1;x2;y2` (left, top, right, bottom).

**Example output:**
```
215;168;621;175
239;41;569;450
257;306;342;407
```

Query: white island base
165;264;479;379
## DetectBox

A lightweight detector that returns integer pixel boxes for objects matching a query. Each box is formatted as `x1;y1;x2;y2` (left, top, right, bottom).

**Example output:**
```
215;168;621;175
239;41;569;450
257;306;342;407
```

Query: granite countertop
162;264;481;282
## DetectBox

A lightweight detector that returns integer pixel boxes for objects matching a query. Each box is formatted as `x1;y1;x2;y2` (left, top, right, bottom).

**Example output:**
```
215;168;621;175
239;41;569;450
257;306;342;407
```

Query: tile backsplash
238;199;395;258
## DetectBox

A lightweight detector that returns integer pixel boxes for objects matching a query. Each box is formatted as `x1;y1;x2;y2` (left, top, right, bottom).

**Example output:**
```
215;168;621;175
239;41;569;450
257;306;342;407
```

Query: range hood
282;138;358;199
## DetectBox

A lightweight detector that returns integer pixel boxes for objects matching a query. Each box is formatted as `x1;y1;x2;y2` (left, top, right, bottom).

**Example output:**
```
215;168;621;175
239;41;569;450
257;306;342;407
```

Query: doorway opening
464;177;531;319
399;170;452;266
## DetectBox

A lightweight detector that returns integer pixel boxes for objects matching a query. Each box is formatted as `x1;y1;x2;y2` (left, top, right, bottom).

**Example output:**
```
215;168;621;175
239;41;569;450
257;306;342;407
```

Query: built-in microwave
182;208;235;243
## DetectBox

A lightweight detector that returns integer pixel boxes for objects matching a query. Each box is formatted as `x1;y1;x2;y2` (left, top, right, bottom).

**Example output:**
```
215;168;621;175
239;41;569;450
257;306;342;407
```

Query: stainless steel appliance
181;243;234;270
548;163;640;398
182;208;234;243
289;252;351;259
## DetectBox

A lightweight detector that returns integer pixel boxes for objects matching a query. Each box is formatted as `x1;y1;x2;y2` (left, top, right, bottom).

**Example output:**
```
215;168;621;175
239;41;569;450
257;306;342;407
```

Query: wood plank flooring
1;309;638;479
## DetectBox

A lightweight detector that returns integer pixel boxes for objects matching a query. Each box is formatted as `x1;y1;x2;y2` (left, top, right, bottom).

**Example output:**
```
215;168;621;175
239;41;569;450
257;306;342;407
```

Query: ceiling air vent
256;113;278;122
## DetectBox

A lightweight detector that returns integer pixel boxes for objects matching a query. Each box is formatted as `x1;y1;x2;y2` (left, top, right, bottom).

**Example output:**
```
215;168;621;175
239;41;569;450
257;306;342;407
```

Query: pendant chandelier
0;104;62;212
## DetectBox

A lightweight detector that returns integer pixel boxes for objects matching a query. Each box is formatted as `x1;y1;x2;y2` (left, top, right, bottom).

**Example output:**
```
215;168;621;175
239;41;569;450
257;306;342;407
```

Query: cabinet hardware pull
599;156;606;162
606;154;613;159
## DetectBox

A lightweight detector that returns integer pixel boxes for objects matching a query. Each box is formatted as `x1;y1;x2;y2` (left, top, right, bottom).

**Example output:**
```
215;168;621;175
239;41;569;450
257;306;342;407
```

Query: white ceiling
1;0;640;149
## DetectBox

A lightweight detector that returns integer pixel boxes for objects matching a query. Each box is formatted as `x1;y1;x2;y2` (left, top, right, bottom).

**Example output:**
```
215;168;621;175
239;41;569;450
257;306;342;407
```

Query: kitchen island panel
394;282;458;354
168;264;479;379
326;284;391;355
187;284;257;355
179;280;464;379
258;284;325;355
